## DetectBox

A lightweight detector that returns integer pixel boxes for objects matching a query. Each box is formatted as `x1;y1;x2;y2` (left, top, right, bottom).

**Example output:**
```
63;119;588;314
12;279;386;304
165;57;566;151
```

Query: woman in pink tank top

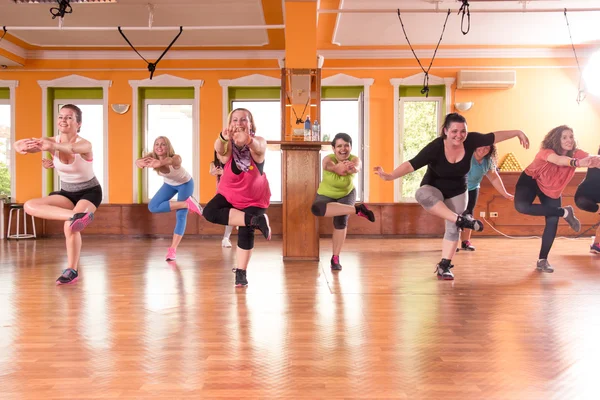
202;108;271;287
14;104;101;285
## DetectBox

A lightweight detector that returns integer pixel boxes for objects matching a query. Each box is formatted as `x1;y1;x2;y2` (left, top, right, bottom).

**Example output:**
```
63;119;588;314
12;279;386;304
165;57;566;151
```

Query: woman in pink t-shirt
514;125;600;273
202;108;271;287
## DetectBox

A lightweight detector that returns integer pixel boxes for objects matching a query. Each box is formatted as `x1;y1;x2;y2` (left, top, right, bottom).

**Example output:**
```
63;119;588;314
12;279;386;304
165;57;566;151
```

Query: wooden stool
7;204;36;240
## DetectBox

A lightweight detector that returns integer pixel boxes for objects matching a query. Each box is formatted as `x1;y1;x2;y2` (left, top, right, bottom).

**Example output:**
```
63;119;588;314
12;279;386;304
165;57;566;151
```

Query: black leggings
514;172;564;260
575;184;600;213
465;188;479;216
202;194;266;250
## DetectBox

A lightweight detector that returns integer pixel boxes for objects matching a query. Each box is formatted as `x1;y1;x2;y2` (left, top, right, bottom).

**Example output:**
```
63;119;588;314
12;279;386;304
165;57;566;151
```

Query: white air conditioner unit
457;70;516;89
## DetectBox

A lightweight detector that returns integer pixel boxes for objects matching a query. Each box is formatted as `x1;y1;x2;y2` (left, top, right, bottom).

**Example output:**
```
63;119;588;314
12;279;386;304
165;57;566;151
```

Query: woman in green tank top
311;133;376;271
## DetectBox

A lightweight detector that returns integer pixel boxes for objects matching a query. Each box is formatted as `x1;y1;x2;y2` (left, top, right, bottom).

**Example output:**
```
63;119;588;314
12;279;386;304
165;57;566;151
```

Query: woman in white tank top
14;104;101;285
136;136;202;261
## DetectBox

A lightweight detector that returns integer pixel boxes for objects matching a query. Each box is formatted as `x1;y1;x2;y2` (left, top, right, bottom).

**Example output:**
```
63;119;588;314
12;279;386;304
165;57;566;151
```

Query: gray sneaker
563;205;581;232
536;259;554;273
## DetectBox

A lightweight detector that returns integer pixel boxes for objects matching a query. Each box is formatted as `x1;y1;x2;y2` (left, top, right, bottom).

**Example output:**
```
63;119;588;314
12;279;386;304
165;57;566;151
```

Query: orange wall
3;59;600;204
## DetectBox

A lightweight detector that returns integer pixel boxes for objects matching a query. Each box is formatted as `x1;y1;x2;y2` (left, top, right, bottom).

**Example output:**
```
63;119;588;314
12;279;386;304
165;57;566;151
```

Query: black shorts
50;185;103;208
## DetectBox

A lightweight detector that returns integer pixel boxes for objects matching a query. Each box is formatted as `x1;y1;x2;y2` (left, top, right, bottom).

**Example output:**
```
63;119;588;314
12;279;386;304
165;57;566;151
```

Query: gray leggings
311;189;356;229
415;185;467;241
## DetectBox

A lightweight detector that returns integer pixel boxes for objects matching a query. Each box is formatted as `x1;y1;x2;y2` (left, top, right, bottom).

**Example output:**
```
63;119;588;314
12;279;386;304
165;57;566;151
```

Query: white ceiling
0;0;271;47
333;0;600;46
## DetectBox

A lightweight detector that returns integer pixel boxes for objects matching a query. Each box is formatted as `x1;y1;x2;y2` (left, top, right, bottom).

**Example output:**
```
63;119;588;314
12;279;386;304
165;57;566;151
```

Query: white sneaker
221;238;232;248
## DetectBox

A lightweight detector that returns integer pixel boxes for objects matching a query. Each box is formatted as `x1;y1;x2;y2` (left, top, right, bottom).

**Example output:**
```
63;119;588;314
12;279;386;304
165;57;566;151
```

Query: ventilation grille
457;70;517;89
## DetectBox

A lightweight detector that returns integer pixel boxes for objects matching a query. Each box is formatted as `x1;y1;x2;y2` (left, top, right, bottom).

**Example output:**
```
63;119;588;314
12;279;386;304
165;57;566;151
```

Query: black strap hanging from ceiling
563;9;586;104
0;27;7;43
50;0;73;20
397;8;451;97
118;26;184;80
458;0;470;35
285;91;311;124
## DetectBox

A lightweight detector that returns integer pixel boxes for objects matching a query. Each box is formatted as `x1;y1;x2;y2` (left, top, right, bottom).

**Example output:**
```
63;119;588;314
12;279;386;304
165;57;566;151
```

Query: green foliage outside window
401;101;438;199
0;162;9;196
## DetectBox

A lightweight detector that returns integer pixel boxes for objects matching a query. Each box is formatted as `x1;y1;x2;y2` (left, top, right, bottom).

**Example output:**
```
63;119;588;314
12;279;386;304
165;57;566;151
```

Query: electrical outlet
490;212;498;218
479;211;486;218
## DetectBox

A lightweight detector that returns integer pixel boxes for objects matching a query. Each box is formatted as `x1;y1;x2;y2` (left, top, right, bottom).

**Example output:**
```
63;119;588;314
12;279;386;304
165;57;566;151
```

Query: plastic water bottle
312;120;320;141
304;116;311;141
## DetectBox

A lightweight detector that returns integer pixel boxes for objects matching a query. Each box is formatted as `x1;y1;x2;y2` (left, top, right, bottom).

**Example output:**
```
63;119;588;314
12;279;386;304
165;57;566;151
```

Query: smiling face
560;129;575;154
57;107;81;135
444;122;468;147
333;138;352;162
474;145;491;160
229;109;253;135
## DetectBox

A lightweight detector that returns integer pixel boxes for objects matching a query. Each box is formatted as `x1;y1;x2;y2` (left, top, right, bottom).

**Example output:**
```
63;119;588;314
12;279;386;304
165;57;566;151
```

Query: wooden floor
1;236;600;399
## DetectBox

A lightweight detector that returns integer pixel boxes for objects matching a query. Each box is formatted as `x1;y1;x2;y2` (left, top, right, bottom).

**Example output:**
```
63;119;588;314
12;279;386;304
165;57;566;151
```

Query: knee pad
237;226;255;250
311;201;327;217
575;194;599;213
415;187;443;210
333;215;349;230
443;219;461;242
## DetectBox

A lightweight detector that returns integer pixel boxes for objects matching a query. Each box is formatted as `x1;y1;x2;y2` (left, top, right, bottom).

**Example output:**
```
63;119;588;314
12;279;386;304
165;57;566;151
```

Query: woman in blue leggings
136;136;202;261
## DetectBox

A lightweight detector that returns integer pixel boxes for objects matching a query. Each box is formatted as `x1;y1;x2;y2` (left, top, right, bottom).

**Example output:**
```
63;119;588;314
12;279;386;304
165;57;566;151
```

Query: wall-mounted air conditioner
457;70;517;89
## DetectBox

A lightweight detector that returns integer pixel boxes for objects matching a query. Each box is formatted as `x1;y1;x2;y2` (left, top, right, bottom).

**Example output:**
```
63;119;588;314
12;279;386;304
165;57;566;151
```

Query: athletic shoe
460;240;475;251
590;243;600;254
331;255;342;271
563;205;581;232
166;247;176;261
222;238;232;248
250;214;271;240
434;261;454;280
69;212;94;233
185;197;203;216
536;259;554;273
56;268;79;285
355;204;375;222
456;214;483;232
233;268;248;287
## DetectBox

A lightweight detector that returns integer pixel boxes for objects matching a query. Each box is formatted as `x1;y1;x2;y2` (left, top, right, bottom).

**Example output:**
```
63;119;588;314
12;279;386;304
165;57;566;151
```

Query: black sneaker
331;255;342;270
233;268;248;287
250;214;271;240
355;204;375;222
460;240;475;251
563;205;581;232
56;268;79;285
434;261;454;280
456;215;483;232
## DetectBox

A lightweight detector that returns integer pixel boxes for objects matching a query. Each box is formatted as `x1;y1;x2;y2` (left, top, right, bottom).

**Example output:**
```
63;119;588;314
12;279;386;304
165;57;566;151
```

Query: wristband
219;132;228;143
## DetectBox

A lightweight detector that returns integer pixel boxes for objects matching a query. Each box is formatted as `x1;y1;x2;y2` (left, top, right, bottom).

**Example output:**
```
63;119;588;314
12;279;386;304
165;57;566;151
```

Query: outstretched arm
215;129;232;165
546;154;599;167
373;161;415;181
14;138;42;154
486;169;513;200
37;137;93;159
493;130;530;149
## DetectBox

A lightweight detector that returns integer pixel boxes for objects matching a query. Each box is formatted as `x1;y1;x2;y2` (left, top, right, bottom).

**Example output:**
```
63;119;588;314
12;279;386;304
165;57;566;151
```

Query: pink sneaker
166;247;176;261
185;197;203;216
70;212;94;233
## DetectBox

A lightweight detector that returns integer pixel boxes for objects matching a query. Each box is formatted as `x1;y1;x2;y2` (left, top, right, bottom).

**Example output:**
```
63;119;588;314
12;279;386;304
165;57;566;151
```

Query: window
0;98;10;197
398;98;441;200
231;100;282;202
143;101;194;200
54;100;105;197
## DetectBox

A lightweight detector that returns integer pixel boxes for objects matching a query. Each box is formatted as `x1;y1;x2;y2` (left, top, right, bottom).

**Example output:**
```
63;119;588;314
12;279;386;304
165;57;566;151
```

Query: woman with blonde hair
202;108;271;287
136;136;202;261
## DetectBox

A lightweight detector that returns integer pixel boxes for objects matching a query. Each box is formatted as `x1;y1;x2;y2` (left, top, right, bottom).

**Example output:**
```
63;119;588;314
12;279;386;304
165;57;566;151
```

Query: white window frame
142;98;195;203
391;73;455;203
0;80;17;200
129;74;203;203
321;73;373;202
219;74;282;203
52;99;107;202
38;75;111;201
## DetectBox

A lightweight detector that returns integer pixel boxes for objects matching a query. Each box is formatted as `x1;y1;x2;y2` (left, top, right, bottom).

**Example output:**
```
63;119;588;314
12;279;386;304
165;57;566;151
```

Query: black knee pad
575;194;599;213
237;226;255;250
311;201;327;217
333;215;349;230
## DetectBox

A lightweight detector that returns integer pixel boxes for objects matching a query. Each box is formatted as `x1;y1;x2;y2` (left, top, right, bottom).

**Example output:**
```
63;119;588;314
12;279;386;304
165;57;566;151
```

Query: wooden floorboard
1;236;600;399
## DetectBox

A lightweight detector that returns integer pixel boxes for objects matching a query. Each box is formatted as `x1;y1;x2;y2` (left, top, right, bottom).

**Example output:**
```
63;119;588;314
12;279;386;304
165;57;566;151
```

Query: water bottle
304;116;311;141
312;120;320;141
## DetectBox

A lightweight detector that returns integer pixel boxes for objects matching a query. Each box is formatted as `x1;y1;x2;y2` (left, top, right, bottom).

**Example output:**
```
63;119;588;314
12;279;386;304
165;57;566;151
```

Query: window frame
0;81;15;200
397;96;443;202
391;73;455;203
52;98;108;203
141;98;196;203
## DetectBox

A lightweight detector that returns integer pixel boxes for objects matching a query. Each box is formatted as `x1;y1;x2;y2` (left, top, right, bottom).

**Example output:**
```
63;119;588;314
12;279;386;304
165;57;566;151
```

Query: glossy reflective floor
1;236;600;399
